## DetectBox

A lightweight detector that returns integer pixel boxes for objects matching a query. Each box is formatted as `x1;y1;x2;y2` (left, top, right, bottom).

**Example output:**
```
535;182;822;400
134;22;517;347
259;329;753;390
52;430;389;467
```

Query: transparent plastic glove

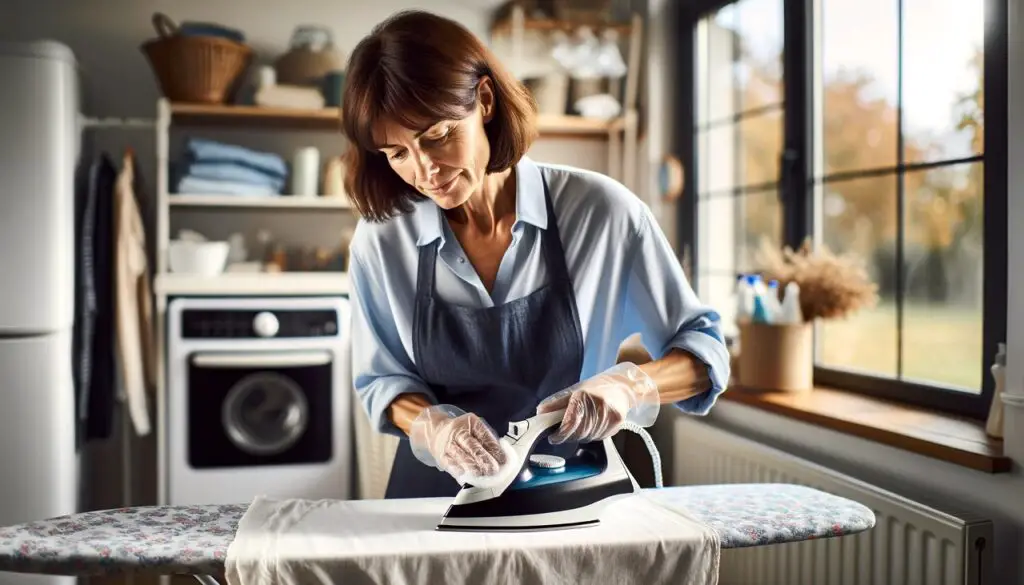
409;404;509;481
537;362;659;445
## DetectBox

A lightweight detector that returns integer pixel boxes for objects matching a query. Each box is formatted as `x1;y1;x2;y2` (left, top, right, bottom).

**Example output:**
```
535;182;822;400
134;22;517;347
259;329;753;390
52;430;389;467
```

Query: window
681;0;1007;418
693;0;785;340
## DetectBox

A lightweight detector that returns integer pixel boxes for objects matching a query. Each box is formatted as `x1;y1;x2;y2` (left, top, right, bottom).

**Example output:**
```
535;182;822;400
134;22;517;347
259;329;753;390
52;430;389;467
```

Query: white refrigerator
0;40;81;585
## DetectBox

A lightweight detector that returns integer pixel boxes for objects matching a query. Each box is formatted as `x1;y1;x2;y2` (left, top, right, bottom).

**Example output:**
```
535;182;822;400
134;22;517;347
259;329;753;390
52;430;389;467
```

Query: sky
711;0;985;158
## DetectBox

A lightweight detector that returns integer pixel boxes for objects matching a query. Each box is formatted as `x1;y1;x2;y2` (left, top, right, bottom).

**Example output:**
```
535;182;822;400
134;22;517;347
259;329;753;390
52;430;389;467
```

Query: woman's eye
426;126;452;144
388;150;407;161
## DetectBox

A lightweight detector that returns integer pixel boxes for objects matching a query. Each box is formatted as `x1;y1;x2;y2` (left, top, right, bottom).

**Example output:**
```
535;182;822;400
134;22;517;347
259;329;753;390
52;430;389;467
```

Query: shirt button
458;257;466;263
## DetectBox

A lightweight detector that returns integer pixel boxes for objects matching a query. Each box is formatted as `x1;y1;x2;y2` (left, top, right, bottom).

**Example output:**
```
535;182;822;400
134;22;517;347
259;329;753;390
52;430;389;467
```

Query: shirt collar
413;156;548;247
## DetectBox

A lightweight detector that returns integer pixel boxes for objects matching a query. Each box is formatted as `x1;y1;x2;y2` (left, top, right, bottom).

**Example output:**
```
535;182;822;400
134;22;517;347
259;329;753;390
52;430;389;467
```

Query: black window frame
677;0;1008;420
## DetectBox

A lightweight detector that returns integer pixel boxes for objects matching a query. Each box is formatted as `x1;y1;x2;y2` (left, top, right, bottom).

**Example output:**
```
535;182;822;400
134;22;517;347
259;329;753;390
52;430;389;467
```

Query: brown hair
341;10;538;222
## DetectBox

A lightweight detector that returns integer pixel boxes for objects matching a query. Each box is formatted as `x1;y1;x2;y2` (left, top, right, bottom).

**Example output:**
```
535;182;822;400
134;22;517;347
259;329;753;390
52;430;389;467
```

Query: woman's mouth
424;173;459;195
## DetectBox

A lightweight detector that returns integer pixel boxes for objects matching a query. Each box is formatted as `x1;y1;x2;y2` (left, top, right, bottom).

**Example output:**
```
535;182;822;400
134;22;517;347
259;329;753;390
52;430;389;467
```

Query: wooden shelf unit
168;194;352;209
155;271;349;296
170;102;342;131
169;102;620;137
155;99;356;292
490;16;632;36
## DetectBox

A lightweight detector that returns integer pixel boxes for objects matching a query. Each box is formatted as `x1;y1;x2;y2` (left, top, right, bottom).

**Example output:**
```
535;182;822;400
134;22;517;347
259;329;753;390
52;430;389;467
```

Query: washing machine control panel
180;309;339;338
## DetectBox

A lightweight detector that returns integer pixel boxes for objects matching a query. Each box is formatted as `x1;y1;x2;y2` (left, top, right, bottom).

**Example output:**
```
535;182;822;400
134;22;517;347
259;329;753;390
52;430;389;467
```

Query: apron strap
416;239;439;295
539;176;574;290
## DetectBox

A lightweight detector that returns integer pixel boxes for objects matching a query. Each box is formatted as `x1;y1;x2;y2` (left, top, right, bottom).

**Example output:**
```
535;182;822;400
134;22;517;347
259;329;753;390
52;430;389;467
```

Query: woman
342;10;730;499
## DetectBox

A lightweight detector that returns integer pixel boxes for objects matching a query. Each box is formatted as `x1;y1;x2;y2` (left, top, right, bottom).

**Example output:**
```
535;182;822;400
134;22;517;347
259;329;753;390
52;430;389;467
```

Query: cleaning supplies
985;343;1007;438
735;274;803;326
750;275;772;323
735;274;756;325
766;280;783;322
779;282;804;324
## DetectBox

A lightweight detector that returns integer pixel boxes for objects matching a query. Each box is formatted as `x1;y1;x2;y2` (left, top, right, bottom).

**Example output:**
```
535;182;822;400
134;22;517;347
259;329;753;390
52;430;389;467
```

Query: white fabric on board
225;493;720;585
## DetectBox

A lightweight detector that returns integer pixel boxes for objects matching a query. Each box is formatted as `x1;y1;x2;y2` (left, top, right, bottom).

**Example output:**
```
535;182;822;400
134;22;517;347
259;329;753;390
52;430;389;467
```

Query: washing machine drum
222;372;310;456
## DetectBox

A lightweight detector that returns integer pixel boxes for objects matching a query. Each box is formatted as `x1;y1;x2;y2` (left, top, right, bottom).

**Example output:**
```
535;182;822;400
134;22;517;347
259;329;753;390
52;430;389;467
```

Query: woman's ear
478;76;496;123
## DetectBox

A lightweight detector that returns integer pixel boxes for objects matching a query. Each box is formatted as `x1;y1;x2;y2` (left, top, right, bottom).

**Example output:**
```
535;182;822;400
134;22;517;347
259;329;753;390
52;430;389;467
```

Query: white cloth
225;493;720;585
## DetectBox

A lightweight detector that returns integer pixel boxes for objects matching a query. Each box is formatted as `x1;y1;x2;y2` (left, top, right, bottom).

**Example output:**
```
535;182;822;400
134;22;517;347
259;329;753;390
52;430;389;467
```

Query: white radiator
672;418;994;585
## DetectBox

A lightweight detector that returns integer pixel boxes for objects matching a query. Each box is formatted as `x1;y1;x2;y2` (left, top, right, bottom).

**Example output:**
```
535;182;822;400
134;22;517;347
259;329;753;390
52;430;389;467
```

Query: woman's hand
409;405;509;479
536;362;660;444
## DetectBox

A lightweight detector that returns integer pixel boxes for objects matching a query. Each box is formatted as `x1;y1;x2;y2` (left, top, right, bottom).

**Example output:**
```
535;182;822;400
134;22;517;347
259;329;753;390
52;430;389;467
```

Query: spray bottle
766;280;782;322
779;281;803;325
736;274;757;325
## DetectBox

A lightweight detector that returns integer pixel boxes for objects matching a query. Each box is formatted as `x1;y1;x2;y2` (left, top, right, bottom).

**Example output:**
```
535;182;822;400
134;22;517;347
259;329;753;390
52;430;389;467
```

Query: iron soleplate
435;518;599;532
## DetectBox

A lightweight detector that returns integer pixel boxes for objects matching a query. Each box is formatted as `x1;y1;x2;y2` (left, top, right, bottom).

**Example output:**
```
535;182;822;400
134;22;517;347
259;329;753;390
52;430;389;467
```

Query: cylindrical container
291;147;320;197
322;156;346;197
257;65;276;89
738;322;813;392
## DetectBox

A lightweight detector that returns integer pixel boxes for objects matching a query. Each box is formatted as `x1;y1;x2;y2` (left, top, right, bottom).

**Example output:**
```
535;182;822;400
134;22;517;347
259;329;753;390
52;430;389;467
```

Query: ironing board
0;483;874;583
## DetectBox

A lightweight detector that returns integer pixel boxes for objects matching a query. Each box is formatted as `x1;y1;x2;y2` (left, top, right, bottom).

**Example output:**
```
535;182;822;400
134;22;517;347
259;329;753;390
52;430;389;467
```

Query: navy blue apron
384;175;585;498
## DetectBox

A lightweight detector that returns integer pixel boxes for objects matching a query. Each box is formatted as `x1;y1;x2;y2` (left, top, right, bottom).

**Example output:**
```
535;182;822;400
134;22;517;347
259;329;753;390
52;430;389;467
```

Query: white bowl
168;240;230;276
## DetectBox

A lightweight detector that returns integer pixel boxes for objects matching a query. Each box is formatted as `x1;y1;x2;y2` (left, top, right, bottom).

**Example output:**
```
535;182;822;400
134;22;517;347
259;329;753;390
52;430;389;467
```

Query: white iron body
436;409;641;531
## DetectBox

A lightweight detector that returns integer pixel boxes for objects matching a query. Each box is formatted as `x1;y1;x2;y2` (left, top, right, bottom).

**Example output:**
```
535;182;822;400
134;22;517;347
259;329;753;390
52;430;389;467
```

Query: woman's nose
414;151;439;182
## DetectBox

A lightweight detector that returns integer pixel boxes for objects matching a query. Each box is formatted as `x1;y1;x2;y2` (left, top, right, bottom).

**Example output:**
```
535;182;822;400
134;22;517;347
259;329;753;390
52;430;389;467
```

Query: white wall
1002;0;1024;470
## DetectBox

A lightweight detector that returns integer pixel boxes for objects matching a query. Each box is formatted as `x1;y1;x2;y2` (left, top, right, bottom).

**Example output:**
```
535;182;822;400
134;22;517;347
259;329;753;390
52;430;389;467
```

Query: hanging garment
113;150;155;436
74;152;118;442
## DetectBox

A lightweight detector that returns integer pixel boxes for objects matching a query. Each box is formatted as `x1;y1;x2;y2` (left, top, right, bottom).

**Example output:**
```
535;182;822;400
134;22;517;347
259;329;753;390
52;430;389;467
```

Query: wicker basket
140;13;252;104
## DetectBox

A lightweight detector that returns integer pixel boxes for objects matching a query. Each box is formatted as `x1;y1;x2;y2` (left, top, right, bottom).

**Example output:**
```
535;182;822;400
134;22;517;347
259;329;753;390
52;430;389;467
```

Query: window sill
719;384;1012;473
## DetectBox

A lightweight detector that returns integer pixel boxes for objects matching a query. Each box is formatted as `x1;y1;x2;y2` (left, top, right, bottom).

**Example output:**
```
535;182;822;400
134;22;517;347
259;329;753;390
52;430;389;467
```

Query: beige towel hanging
113;149;156;436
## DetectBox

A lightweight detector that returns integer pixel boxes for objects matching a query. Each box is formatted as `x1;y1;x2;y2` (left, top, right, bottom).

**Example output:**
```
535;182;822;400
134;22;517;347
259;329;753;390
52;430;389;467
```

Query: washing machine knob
253;312;280;337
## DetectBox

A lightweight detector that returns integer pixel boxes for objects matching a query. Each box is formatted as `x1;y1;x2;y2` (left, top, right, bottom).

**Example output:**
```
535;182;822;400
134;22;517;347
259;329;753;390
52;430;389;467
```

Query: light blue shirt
348;156;730;436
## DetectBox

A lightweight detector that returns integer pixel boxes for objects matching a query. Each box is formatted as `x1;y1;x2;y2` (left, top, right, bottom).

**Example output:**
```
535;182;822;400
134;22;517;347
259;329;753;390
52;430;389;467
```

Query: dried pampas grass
754;238;878;322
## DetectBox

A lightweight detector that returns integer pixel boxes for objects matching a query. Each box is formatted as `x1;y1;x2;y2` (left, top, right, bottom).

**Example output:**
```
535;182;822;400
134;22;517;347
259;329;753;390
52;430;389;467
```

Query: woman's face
374;78;496;209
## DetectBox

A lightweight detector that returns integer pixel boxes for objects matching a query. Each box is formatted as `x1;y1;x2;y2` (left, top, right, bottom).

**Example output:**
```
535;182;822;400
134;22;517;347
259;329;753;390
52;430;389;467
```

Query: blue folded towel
185;161;285;190
176;175;280;197
185;138;288;179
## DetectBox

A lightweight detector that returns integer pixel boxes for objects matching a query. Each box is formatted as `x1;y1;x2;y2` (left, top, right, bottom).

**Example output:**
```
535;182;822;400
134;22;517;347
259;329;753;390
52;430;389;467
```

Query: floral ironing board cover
0;483;875;578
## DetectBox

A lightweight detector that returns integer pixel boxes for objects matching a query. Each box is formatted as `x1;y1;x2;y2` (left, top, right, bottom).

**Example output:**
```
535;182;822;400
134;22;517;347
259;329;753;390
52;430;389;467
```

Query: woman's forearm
387;393;435;435
637;348;712;404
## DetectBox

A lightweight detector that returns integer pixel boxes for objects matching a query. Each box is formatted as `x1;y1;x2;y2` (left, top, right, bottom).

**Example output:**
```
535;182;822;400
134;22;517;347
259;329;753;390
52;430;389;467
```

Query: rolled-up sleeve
349;252;436;436
620;208;731;415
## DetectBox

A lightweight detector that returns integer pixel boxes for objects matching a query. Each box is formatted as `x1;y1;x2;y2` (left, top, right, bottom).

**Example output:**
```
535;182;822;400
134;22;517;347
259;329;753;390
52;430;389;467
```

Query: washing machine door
187;350;335;468
222;370;308;456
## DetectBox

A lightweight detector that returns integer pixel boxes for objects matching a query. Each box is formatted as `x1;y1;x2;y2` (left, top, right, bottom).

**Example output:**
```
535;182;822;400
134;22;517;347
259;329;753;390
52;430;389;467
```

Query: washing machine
166;296;352;505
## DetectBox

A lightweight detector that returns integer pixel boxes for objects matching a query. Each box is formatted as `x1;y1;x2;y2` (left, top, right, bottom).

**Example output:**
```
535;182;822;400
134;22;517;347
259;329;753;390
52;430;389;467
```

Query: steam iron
436;408;640;532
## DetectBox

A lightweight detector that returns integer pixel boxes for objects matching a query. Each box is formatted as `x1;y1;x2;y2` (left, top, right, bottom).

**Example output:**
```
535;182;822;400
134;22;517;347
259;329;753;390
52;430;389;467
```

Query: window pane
698;0;784;126
704;124;737;193
700;7;740;125
902;0;985;163
738;190;782;272
698;194;738;272
902;162;984;390
820;0;899;176
816;175;898;376
739;108;783;187
698;190;781;274
734;0;784;110
699;273;742;339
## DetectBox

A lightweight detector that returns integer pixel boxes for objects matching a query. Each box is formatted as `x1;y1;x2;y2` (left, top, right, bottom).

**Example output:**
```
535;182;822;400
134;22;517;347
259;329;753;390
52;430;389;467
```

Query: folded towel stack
175;139;288;196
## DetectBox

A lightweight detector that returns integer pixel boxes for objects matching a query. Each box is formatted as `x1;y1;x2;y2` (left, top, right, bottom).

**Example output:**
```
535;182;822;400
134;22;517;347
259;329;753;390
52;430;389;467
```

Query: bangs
348;64;479;152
